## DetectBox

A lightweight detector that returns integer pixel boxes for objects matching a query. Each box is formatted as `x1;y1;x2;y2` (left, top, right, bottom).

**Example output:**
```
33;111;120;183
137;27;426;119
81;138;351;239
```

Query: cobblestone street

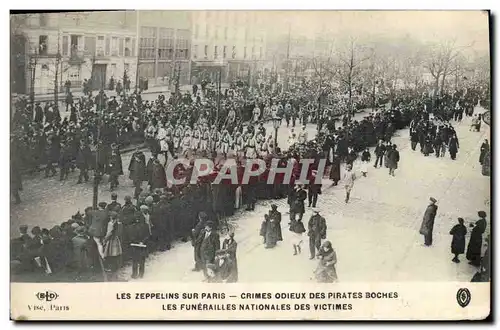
115;107;490;282
10;107;489;282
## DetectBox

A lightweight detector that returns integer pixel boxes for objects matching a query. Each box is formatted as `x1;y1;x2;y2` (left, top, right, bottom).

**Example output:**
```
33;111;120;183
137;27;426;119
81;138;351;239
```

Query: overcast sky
264;11;490;52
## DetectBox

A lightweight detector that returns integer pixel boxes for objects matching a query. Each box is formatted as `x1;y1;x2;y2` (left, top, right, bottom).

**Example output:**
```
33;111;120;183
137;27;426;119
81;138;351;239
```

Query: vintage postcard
9;10;491;320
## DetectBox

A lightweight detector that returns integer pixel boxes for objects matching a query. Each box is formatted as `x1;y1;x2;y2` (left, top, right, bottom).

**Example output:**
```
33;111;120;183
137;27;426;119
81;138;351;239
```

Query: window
131;38;136;57
70;35;82;56
39;14;47;27
111;63;117;76
224;27;228;40
38;35;48;55
193;45;198;59
105;37;110;56
214;45;218;59
124;63;130;72
119;38;124;56
62;36;69;56
204;45;208;59
111;37;119;56
84;36;96;56
158;28;174;60
205;24;209;38
175;30;190;60
96;36;105;56
214;26;218;40
259;46;262;59
194;24;199;39
244;46;247;59
223;45;227;59
139;27;156;60
232;46;236;59
124;37;132;56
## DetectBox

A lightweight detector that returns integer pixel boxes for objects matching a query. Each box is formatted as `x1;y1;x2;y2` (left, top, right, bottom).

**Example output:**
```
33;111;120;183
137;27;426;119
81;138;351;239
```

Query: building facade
11;12;138;95
190;11;267;84
137;11;192;88
10;11;193;96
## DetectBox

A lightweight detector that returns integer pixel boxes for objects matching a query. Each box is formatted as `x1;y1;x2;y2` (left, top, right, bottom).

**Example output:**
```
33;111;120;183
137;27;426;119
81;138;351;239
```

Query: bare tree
330;37;371;118
422;39;473;97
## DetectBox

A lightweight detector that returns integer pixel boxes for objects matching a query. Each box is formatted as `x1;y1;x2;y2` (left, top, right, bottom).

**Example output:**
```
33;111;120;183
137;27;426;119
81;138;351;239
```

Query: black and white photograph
8;9;491;320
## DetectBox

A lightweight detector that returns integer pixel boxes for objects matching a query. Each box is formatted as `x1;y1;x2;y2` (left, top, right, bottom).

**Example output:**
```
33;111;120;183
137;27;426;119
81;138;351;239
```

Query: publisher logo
456;288;471;308
36;291;59;302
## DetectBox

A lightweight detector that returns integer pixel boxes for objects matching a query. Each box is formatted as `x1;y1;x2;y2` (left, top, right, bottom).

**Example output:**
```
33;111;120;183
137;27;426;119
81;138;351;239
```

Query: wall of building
191;11;267;83
13;12;140;95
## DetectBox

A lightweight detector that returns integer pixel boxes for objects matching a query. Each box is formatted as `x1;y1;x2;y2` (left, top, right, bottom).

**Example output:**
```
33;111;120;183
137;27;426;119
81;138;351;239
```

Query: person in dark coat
118;194;134;218
148;156;167;191
34;102;44;123
479;139;489;165
466;211;487;267
191;212;208;271
419;197;438;246
388;144;400;177
290;184;307;224
76;140;91;184
449;217;467;263
197;221;220;280
260;211;282;249
307;208;327;259
307;173;322;207
373;140;386;168
410;128;419;151
329;154;341;185
107;149;123;191
433;133;442;158
218;232;238;283
128;212;150;279
423;134;433;156
448;134;459;160
106;192;122;213
129;149;147;198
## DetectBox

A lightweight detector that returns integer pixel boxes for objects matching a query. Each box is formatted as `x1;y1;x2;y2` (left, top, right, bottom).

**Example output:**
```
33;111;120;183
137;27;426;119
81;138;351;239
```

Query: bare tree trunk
30;56;37;106
440;71;447;95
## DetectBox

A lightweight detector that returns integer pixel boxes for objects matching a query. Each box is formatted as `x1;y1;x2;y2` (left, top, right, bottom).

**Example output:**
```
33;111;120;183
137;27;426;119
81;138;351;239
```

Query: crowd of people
10;74;490;283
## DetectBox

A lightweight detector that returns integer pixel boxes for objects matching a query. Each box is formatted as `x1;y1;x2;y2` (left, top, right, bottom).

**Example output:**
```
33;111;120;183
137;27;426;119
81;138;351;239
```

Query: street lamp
272;115;281;151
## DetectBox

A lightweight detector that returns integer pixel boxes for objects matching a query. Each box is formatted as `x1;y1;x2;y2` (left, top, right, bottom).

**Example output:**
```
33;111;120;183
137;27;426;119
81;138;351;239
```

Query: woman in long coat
448;134;460;160
314;241;338;283
219;232;238;282
449;217;467;263
149;158;167;190
466;211;487;267
260;214;282;248
479;139;489;165
329;154;341;186
128;150;147;182
103;212;123;278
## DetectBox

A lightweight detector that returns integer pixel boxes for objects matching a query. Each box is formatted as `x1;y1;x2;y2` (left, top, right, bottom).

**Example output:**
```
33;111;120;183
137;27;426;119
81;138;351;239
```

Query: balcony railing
69;50;85;65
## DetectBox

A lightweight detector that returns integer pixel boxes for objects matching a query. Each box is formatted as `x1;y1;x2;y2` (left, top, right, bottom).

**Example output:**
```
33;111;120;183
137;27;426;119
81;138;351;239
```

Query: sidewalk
16;83;231;103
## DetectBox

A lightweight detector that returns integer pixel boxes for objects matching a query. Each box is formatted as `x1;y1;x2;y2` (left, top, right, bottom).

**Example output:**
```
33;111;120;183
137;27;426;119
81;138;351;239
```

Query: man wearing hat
191;212;208;272
419;197;438;246
88;202;110;258
128;209;151;279
307;208;327;259
107;192;122;213
307;171;322;208
466;211;488;267
196;220;220;279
